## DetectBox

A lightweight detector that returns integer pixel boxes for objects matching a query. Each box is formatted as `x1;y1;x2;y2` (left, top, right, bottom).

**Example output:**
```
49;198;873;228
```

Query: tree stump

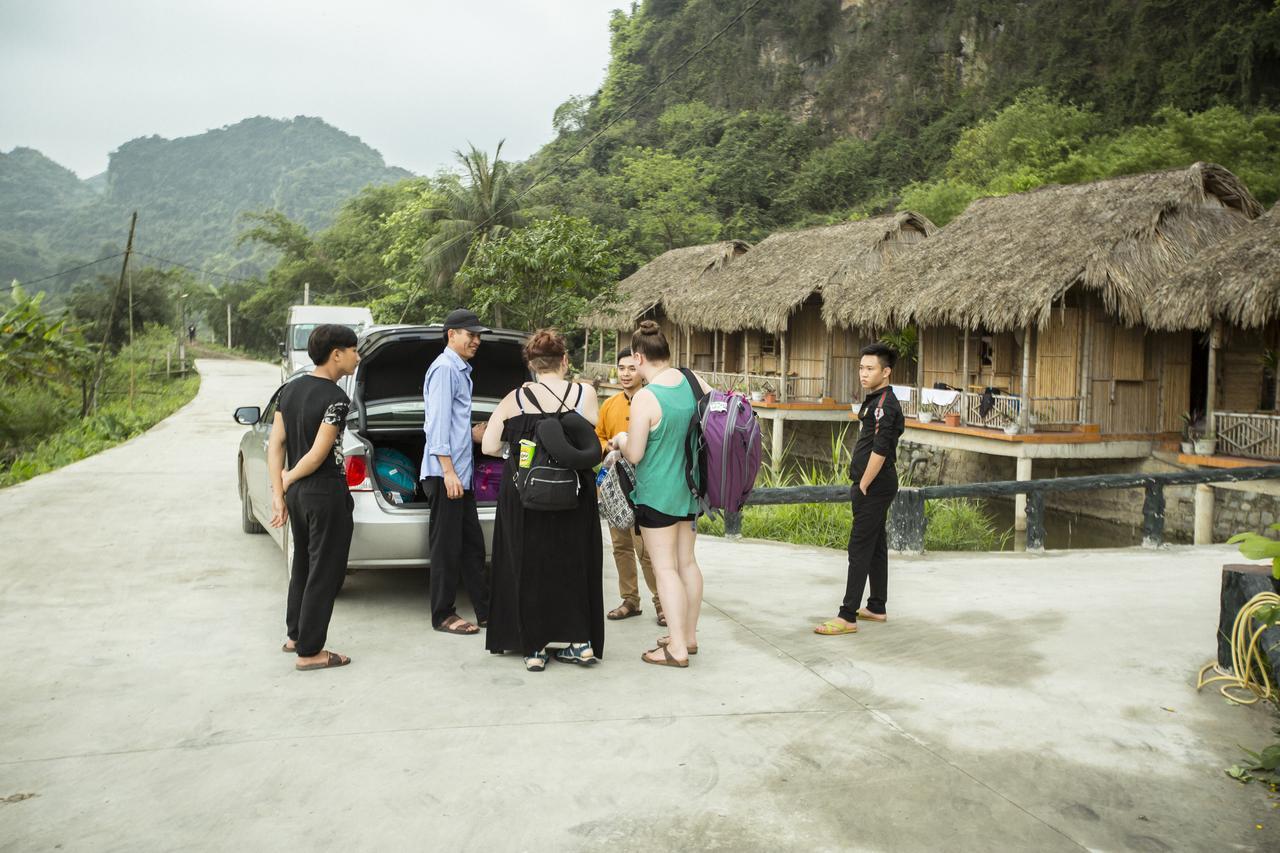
1218;564;1280;686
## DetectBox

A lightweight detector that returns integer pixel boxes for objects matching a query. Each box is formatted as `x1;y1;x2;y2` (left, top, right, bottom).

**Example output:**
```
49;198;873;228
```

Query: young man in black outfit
816;343;904;636
270;324;360;670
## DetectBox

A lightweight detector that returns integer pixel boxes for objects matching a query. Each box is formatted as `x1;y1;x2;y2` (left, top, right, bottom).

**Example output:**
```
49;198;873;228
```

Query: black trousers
841;487;896;622
423;477;489;628
285;485;354;657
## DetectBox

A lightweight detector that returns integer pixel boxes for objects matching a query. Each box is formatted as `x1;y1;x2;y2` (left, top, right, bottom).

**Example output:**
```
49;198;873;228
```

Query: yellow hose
1197;591;1280;705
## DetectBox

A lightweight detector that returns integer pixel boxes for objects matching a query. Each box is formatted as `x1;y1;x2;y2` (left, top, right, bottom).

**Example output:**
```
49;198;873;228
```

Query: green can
518;439;536;469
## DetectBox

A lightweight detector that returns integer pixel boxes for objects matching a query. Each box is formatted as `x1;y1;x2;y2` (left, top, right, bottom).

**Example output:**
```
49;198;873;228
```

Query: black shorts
634;504;696;529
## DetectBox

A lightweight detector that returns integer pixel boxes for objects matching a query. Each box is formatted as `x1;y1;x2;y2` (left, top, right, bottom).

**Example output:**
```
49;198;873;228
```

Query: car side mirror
234;406;261;425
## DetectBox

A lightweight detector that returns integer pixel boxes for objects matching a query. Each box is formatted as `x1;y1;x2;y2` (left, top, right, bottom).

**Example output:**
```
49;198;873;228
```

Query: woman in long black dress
480;329;604;671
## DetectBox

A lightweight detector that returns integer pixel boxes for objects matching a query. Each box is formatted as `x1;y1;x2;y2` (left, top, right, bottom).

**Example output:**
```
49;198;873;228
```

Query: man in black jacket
816;343;904;636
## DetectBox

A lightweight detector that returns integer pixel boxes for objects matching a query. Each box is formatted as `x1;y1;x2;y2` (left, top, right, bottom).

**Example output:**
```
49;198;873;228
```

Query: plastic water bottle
595;468;608;487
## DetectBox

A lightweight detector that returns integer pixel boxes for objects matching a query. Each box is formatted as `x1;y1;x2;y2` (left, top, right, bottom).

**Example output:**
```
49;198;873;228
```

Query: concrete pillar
770;415;785;471
1194;484;1214;544
1015;456;1033;532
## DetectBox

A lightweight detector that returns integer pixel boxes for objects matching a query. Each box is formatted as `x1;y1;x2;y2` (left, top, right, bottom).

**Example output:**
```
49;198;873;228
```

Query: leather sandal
296;651;351;671
607;601;642;620
435;615;479;635
641;645;688;668
657;635;697;654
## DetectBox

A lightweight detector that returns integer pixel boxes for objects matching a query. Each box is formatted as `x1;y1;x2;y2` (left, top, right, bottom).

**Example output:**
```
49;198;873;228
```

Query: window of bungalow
761;333;777;356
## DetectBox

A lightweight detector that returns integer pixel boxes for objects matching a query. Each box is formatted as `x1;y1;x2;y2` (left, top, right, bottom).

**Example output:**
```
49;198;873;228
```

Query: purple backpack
679;369;763;516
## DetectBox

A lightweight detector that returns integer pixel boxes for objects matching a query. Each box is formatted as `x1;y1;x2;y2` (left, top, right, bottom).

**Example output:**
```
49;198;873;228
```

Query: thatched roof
580;240;748;330
1146;204;1280;330
663;212;936;333
870;162;1262;332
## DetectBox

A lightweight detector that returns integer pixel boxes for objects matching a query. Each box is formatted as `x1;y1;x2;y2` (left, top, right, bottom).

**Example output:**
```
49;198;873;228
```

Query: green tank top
632;374;699;517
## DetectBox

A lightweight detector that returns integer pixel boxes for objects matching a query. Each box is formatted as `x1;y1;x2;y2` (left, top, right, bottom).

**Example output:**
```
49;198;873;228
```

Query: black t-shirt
277;375;350;489
850;385;904;490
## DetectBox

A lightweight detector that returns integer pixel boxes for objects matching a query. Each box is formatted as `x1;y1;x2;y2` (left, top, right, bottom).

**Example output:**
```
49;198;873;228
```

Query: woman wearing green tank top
609;320;711;668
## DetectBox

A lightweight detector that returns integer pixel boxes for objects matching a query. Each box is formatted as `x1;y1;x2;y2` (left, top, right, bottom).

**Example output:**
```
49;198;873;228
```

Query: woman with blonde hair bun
608;320;710;668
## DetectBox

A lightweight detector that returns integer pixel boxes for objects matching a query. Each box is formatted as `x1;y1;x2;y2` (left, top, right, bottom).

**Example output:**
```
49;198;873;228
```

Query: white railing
958;393;1084;429
1216;411;1280;461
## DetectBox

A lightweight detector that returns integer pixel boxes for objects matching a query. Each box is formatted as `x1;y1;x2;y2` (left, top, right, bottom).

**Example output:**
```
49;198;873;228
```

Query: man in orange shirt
596;348;664;625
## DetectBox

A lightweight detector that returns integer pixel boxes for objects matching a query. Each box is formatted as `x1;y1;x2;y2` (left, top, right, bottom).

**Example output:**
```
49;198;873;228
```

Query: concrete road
1;357;1277;852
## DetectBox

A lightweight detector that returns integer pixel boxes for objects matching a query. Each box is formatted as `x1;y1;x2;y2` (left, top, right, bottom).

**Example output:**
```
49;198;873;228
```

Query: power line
396;0;770;321
132;252;257;283
3;252;125;291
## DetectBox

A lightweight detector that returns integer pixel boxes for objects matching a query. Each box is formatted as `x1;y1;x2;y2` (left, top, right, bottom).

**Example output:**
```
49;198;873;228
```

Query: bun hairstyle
630;319;670;362
523;328;568;373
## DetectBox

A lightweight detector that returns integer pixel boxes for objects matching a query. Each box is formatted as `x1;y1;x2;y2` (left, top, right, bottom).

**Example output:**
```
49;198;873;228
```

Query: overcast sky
0;0;616;178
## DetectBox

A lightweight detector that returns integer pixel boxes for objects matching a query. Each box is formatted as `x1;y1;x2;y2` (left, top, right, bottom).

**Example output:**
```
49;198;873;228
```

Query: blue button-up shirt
421;347;475;486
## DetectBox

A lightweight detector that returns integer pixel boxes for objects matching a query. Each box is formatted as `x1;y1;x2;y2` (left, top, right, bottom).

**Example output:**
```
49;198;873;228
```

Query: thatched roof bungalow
865;163;1262;437
580;240;748;331
664;212;936;333
657;212;935;402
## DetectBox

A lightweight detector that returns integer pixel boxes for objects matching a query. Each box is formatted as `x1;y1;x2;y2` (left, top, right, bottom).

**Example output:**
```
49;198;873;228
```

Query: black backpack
512;383;583;512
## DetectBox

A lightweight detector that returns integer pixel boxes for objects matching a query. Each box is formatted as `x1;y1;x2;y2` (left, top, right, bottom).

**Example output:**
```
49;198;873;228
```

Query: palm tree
405;142;522;323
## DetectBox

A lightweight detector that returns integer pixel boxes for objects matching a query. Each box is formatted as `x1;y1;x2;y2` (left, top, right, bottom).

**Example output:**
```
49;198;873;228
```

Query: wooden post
614;330;620;360
1020;322;1033;431
1015;456;1032;532
686;327;692;369
724;510;742;538
1025;490;1046;552
713;330;719;373
917;325;925;396
887;489;927;553
598;333;604;364
770;415;785;471
779;327;789;403
1079;300;1093;424
89;211;136;413
1207;319;1222;442
742;330;749;374
227;303;232;349
1141;482;1166;548
824;327;835;399
1194;484;1214;544
584;328;591;368
960;327;970;425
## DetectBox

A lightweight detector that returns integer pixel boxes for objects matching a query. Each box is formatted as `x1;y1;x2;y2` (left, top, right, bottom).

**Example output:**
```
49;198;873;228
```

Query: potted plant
762;381;777;405
1003;422;1020;435
1194;430;1217;456
1179;411;1197;454
750;388;765;403
917;403;936;424
943;409;961;427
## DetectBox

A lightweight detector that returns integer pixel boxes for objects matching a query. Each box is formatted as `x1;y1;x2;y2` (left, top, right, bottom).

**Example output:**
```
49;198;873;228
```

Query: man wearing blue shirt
422;308;491;635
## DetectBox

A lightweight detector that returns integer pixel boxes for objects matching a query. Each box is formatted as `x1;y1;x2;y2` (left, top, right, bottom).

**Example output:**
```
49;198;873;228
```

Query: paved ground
1;357;1278;852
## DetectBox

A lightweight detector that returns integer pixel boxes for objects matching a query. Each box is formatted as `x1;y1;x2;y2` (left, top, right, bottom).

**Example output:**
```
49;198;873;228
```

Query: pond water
978;498;1170;551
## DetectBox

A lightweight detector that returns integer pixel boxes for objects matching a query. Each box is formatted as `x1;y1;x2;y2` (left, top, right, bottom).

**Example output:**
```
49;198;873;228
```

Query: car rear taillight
344;455;373;491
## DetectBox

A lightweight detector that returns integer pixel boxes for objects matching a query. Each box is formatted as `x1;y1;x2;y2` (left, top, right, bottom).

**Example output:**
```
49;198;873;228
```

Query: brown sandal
435;615;479;635
607;601;642;620
656;603;667;627
641;645;688;668
296;651;350;671
656;635;697;654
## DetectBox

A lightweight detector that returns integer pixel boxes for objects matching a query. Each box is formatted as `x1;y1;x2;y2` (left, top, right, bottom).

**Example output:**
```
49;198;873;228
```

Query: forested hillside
0;116;410;299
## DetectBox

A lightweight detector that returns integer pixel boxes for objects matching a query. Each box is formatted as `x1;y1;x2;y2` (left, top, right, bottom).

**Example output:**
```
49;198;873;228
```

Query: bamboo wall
787;301;827;396
1222;328;1268;412
920;325;1026;393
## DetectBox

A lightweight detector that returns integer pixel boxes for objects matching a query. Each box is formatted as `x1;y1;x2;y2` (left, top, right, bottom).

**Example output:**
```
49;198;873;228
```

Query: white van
282;305;375;376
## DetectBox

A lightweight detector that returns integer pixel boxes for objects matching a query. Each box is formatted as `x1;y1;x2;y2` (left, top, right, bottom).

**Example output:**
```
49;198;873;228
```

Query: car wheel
240;460;266;534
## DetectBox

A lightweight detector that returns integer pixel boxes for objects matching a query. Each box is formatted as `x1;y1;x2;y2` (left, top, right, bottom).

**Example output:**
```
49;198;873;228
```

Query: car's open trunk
352;325;528;509
362;430;503;507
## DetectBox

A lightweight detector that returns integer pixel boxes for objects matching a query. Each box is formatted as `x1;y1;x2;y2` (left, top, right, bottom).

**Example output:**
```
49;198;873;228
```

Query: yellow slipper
814;619;857;636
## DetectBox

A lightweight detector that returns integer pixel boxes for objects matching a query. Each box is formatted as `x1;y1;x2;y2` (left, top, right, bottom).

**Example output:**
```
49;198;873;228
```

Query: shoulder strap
678;368;706;405
522;385;545;414
538;381;575;413
574;383;584;408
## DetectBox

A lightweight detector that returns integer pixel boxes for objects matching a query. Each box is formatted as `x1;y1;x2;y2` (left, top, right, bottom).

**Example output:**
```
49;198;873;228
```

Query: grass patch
697;427;1011;552
0;328;199;487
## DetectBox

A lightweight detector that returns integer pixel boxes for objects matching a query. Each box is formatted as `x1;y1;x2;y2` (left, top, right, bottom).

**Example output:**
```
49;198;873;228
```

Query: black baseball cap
442;308;490;334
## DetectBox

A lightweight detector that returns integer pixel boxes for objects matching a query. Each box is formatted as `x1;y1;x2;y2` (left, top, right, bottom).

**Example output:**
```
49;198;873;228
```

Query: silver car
234;324;529;570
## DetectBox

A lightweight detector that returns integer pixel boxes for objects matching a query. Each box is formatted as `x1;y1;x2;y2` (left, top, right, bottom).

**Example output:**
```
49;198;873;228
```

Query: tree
457;215;620;332
67;267;189;352
611;148;720;256
390;143;522;321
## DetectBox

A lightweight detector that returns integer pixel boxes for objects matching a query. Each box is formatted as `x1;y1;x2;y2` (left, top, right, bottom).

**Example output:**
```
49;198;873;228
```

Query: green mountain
2;116;412;299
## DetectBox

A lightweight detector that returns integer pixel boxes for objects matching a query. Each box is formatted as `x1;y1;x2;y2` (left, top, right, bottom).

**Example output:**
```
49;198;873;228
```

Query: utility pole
304;282;310;305
89;211;137;414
